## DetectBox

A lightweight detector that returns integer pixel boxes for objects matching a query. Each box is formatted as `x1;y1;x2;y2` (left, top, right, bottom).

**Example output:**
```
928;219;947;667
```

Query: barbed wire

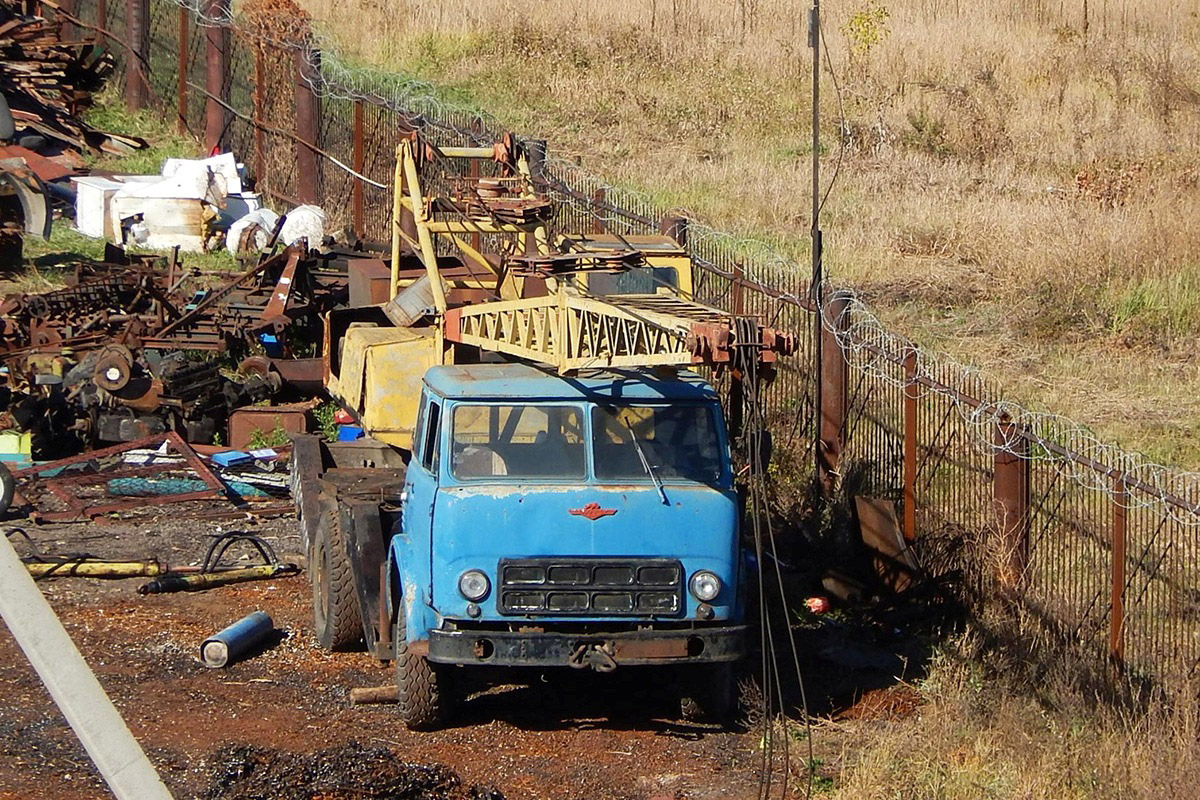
157;0;1200;523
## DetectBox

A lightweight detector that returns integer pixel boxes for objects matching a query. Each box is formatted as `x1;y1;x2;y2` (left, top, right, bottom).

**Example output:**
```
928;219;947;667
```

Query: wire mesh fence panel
1121;487;1200;684
1025;464;1115;665
316;94;356;232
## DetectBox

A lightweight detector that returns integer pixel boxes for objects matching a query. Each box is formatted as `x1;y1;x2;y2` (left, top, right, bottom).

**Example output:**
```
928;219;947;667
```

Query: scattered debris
200;742;505;800
200;611;277;668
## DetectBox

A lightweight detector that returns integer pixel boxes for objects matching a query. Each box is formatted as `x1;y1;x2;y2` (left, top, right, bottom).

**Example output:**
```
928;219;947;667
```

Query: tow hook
567;641;618;672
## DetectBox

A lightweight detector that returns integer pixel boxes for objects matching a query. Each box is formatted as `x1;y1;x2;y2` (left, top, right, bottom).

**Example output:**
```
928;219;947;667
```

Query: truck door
399;393;441;611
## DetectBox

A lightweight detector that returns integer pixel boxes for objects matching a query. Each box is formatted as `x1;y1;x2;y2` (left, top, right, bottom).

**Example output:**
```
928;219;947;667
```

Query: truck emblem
569;502;617;521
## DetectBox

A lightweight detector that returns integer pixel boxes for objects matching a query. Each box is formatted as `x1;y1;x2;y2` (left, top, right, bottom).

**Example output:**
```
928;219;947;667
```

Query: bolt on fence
69;0;1200;694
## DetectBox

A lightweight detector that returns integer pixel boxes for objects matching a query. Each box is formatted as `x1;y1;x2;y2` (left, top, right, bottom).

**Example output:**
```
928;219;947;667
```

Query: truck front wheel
394;606;450;731
310;494;363;651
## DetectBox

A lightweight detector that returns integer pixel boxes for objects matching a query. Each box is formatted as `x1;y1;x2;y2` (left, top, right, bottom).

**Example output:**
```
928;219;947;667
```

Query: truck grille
497;558;683;617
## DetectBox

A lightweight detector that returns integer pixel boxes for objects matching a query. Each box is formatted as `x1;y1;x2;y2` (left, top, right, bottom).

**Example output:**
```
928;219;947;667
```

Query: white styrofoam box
72;175;159;239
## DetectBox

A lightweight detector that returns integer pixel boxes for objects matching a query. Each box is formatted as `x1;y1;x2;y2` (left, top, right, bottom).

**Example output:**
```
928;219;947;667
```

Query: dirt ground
0;512;762;800
0;508;931;799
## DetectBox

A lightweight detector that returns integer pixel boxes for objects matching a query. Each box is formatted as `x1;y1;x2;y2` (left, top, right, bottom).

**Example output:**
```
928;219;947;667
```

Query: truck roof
423;363;718;402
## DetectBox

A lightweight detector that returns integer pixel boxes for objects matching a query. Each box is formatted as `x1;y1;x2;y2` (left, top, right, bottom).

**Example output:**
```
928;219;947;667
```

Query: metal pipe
200;611;275;668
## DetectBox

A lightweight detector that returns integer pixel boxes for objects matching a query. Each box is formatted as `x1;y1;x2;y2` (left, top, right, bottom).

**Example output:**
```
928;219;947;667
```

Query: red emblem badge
569;502;618;521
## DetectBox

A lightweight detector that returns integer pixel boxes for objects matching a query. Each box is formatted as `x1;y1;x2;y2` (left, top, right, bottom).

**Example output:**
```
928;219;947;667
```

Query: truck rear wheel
680;662;737;724
310;494;363;651
394;603;450;731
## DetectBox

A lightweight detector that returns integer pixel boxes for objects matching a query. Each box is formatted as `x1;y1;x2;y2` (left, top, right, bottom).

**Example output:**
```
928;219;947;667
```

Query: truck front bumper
426;624;745;669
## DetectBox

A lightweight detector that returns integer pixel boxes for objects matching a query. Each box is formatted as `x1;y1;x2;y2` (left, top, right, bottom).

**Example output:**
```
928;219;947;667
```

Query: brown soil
0;514;769;800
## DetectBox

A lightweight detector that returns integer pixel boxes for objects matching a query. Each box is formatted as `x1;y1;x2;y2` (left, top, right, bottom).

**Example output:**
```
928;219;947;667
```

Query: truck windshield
592;405;723;484
451;404;585;479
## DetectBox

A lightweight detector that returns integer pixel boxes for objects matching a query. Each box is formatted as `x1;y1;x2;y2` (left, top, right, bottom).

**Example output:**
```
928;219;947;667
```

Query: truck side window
421;401;441;473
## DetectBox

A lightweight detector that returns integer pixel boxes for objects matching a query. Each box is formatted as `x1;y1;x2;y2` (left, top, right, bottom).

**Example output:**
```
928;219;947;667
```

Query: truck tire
394;601;449;730
0;461;13;517
310;493;363;651
680;662;737;724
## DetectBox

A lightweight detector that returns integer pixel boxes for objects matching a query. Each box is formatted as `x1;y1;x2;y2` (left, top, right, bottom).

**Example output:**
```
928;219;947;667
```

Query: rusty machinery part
686;321;797;367
92;345;134;392
0;158;51;241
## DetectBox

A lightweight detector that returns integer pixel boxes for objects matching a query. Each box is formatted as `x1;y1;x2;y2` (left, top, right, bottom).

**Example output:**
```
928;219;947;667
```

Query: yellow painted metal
389;144;404;299
448;286;729;373
399;140;448;313
25;560;166;578
436;146;496;159
330;325;444;450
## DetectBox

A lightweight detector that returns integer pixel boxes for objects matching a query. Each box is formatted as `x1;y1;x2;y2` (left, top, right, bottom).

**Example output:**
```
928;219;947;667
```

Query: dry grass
821;631;1200;800
297;0;1200;465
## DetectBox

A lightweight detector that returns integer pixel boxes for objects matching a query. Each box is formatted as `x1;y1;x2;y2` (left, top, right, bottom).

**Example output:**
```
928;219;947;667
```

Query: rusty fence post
903;347;918;542
295;46;321;205
659;214;688;247
252;44;265;189
993;417;1030;591
817;291;850;495
352;99;365;235
176;4;188;133
1110;476;1127;664
203;0;230;153
97;0;107;29
124;0;150;111
591;188;606;234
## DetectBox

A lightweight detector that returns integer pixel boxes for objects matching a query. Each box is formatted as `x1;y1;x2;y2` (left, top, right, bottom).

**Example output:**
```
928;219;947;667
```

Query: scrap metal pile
0;0;142;154
0;243;349;463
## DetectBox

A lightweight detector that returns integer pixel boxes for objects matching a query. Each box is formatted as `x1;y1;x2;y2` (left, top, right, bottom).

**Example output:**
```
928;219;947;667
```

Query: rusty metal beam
817;291;850;495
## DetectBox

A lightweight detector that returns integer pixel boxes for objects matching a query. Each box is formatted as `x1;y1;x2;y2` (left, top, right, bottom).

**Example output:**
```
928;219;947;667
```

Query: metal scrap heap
0;1;141;153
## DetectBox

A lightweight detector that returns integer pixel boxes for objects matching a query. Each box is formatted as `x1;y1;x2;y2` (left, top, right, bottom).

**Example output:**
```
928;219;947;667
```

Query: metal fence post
659;214;688;247
203;0;230;153
124;0;150;111
817;291;850;495
352;99;365;234
993;418;1030;591
295;46;321;205
591;188;606;234
1110;477;1127;663
176;4;188;133
903;347;918;542
252;44;265;189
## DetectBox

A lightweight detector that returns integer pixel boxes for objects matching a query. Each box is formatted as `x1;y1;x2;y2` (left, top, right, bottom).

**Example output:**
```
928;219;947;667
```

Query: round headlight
688;570;721;602
458;569;490;602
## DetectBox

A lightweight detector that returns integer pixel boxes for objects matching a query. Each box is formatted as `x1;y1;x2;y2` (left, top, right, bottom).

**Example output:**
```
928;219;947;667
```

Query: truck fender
388;555;436;648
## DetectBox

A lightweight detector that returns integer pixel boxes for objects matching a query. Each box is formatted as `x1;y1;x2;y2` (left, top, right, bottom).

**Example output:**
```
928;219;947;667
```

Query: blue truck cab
292;362;746;729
